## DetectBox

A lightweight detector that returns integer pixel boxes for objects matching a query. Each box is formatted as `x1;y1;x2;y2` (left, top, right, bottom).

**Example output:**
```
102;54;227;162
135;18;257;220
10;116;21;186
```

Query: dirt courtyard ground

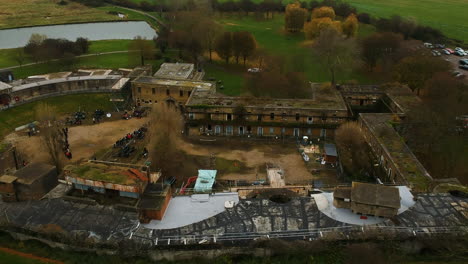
178;138;335;185
5;118;338;185
5;118;148;166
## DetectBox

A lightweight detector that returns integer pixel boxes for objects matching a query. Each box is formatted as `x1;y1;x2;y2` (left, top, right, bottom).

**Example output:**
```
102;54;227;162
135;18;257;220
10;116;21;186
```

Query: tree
232;31;256;65
169;30;189;58
24;33;47;62
393;55;450;95
239;32;256;66
312;28;359;85
335;122;373;181
194;18;223;61
400;76;467;183
311;6;335;20
148;103;184;177
342;14;358;38
129;36;154;65
154;27;169;54
285;2;307;32
74;37;89;54
215;32;233;64
304;17;341;39
361;32;403;70
14;49;26;66
35;103;65;172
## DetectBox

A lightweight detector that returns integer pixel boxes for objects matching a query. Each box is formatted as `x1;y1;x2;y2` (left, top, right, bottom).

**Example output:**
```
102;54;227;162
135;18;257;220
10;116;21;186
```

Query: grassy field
0;0;117;29
10;53;162;79
0;93;117;138
215;14;376;87
0;251;44;264
343;0;468;43
0;1;160;30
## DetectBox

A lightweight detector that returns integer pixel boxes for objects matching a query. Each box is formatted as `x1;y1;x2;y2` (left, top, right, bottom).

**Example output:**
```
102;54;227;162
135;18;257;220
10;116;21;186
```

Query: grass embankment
0;93;116;138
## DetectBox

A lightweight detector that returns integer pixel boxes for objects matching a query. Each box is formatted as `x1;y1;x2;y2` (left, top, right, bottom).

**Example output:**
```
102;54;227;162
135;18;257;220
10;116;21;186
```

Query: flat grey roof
154;63;194;80
12;75;122;93
142;192;239;230
324;143;337;156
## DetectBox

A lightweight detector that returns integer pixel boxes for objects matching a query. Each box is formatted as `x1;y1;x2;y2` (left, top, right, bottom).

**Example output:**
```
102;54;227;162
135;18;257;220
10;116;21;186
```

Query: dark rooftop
14;163;56;185
351;182;400;209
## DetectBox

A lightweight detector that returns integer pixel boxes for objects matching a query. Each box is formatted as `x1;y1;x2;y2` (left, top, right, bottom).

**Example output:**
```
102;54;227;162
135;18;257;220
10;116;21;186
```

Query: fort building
184;85;349;138
358;113;432;192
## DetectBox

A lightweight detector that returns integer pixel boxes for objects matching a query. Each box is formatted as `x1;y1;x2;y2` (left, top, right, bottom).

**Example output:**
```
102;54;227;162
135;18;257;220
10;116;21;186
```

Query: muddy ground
5;119;338;185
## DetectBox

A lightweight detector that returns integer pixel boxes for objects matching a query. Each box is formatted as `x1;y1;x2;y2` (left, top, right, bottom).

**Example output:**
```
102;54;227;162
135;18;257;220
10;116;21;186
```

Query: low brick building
0;163;58;202
334;182;400;218
64;162;149;199
138;184;172;223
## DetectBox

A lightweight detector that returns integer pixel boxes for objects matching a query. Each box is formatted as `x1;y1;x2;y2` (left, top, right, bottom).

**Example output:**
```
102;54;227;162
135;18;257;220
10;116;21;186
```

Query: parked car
455;50;466;56
432;50;441;56
455;47;464;52
445;48;455;54
435;44;445;49
247;68;261;73
459;59;468;65
301;152;310;162
459;65;468;71
442;49;451;55
423;42;433;48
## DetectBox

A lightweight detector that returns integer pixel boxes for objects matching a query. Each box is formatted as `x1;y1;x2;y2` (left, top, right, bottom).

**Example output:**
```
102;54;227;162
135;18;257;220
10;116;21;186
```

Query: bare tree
335;122;374;181
194;18;223;61
129;36;154;65
14;49;26;66
35;103;65;172
147;103;184;177
312;28;359;85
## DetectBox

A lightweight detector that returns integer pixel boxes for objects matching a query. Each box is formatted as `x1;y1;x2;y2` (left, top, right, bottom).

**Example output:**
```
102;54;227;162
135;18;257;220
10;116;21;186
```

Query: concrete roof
351;182;400;209
133;76;214;89
0;81;12;91
11;75;122;93
142;192;239;230
153;63;194;80
14;163;56;185
0;175;18;184
324;143;337;157
186;87;348;111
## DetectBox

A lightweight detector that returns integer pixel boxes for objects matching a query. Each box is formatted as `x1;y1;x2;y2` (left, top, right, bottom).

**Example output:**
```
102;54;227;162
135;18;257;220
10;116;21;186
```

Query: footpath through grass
0;93;116;138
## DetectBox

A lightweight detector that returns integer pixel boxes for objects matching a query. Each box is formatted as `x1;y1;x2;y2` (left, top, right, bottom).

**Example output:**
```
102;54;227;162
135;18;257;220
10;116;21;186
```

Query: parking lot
422;43;468;81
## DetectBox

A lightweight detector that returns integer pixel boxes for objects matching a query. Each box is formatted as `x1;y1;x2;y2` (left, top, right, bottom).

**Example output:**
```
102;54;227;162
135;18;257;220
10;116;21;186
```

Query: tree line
15;34;90;65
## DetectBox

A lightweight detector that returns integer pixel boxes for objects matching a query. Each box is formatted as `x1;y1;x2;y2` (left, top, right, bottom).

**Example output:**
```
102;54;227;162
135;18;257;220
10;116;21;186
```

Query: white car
247;68;261;73
455;50;466;56
301;152;310;162
442;49;451;55
423;42;433;48
455;47;464;52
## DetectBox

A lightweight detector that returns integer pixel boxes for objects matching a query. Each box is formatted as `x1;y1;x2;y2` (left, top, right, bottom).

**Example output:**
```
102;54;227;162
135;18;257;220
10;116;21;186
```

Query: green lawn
217;14;375;86
343;0;468;43
204;63;246;96
0;93;117;138
10;52;160;79
0;251;45;264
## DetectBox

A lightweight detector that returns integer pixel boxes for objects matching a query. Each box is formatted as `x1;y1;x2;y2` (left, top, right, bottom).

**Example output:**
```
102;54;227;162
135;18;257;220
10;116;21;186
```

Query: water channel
0;21;157;49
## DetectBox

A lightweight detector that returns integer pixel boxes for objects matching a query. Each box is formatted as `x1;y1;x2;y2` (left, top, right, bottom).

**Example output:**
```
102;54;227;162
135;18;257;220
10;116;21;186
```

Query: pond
0;21;157;49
